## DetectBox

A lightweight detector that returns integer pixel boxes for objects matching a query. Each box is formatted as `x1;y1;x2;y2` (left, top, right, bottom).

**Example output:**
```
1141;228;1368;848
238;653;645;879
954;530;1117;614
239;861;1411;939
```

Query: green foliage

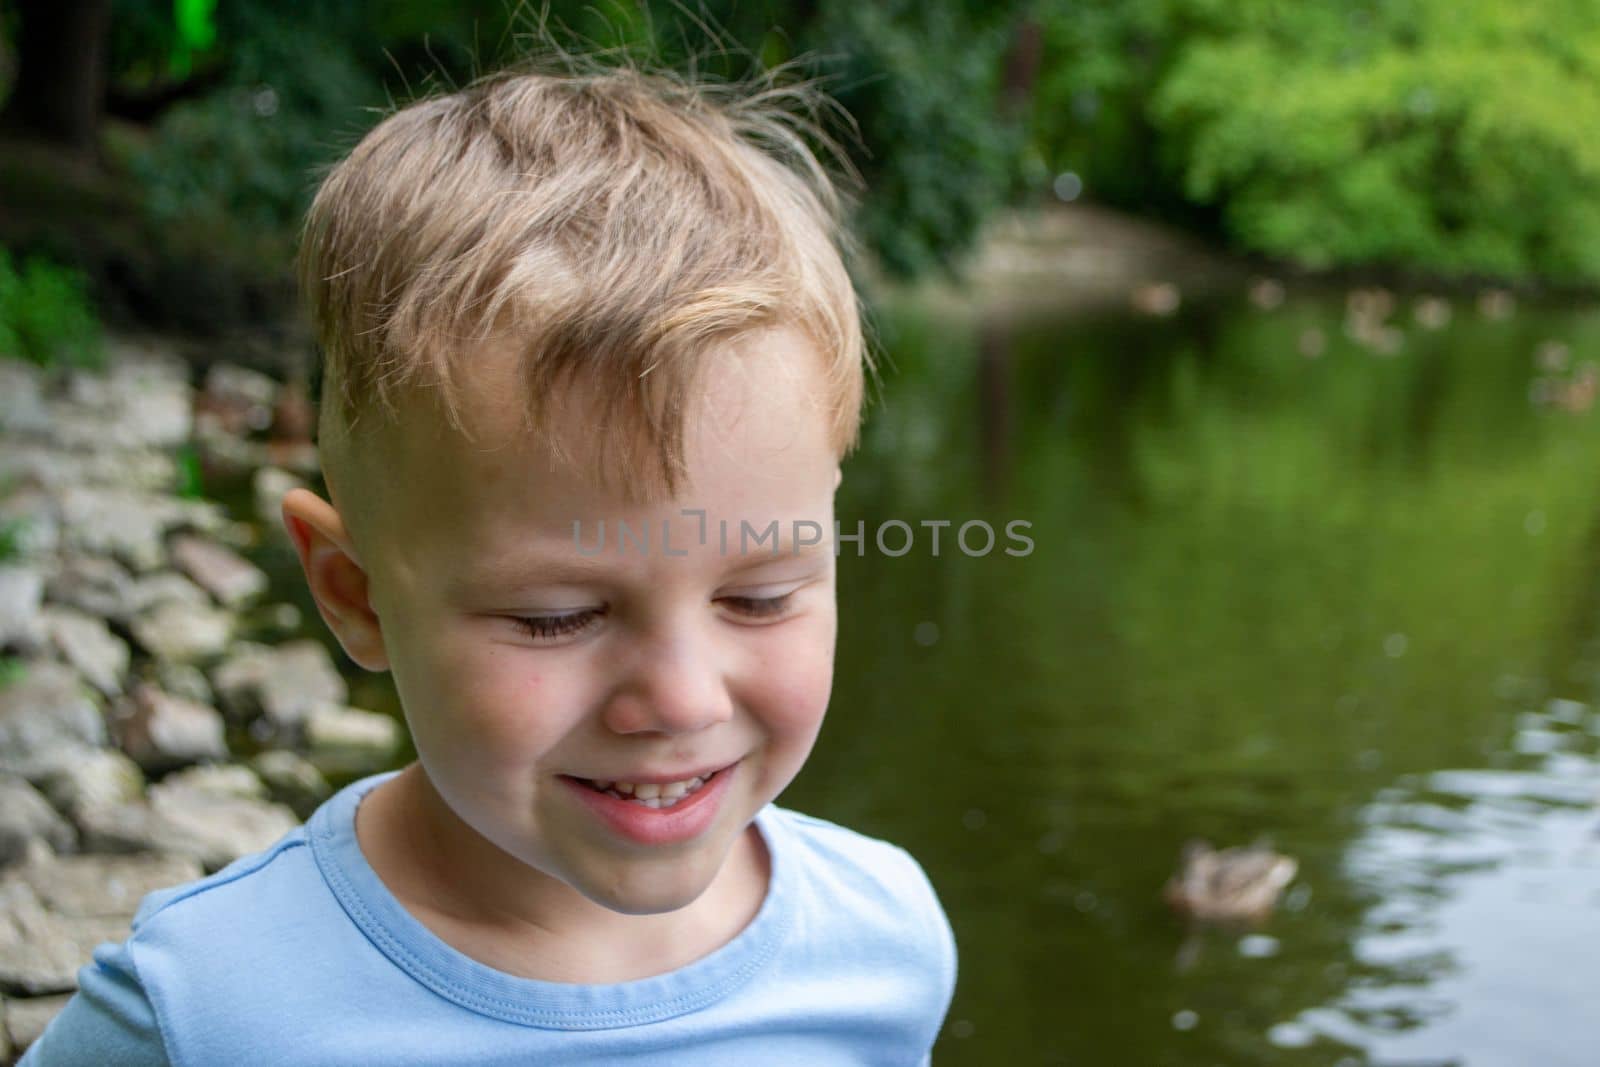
0;248;104;369
121;4;383;239
0;518;22;561
1029;0;1192;214
96;0;1025;285
804;1;1022;278
1028;0;1600;284
0;657;24;689
173;443;205;500
1153;1;1600;281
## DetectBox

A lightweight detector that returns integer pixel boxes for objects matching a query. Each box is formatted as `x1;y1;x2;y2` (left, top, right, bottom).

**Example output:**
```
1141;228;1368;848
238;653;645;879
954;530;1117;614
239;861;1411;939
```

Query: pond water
255;286;1600;1065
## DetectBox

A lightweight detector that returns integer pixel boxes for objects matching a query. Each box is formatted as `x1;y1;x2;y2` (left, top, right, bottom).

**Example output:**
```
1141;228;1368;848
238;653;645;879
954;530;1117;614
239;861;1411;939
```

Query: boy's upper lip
565;759;738;785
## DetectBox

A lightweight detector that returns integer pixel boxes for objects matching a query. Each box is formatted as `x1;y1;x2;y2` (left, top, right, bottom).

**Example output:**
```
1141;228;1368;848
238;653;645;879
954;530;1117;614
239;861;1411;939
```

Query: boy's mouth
566;768;724;810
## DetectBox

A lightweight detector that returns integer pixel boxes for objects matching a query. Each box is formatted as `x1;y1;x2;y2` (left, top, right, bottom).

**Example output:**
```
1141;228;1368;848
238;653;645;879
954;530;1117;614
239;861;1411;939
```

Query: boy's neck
353;763;770;984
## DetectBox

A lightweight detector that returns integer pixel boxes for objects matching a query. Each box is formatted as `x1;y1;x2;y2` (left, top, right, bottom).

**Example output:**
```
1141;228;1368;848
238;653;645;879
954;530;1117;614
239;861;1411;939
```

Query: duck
1131;281;1181;317
1163;839;1298;924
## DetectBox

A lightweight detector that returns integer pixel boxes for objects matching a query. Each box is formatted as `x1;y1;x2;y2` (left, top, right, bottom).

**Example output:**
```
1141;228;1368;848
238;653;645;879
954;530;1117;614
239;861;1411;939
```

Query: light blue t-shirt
20;770;957;1065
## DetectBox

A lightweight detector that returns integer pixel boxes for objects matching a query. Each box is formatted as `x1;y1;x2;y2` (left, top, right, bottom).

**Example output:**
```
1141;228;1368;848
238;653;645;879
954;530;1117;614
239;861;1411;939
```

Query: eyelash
720;593;794;619
511;594;795;641
514;610;602;641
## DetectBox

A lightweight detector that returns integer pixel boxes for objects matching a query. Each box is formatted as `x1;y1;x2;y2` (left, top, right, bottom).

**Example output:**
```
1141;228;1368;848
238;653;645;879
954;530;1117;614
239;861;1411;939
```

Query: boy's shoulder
129;823;316;932
19;823;335;1066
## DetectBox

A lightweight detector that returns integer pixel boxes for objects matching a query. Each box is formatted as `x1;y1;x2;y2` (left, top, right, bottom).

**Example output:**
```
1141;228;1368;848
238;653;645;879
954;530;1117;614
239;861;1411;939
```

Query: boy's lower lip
560;762;738;846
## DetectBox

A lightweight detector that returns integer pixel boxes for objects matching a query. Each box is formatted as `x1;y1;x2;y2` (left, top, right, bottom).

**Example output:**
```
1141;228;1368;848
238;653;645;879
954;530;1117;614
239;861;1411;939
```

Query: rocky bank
0;340;402;1061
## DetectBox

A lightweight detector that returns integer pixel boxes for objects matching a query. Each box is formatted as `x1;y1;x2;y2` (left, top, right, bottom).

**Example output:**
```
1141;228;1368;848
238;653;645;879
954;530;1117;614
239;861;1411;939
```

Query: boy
21;63;956;1064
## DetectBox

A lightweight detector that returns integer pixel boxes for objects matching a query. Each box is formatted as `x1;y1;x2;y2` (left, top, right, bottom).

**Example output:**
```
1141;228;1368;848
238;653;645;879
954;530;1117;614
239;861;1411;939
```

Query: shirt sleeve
897;846;958;1059
17;938;170;1066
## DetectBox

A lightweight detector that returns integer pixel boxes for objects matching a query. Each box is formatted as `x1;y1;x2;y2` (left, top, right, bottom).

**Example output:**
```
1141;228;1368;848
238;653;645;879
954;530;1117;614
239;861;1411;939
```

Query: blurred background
3;2;1600;1065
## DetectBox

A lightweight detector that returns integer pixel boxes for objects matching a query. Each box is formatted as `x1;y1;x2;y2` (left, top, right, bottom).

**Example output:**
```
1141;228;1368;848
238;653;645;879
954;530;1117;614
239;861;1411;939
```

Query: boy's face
293;327;840;918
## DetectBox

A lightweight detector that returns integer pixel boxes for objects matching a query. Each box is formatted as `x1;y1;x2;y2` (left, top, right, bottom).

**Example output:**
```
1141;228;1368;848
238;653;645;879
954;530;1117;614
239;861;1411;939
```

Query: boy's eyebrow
722;537;834;573
451;529;834;594
448;547;614;596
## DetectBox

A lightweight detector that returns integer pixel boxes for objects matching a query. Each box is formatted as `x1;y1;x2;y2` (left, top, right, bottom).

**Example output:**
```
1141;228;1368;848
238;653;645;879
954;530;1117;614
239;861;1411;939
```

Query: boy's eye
513;609;603;641
718;593;795;620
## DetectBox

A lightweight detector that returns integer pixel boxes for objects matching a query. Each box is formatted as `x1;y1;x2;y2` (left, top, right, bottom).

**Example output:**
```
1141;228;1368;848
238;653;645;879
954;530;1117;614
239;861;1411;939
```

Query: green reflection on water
787;292;1600;1065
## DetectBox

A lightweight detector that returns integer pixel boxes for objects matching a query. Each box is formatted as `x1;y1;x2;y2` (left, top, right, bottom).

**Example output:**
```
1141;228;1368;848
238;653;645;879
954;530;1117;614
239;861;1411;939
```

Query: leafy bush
122;4;381;240
0;248;105;369
1029;0;1600;284
105;0;1025;286
1151;0;1600;282
804;1;1021;279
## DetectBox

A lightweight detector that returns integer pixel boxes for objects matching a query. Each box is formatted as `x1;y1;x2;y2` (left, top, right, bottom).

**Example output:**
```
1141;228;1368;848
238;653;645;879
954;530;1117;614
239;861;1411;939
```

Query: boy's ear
280;488;390;672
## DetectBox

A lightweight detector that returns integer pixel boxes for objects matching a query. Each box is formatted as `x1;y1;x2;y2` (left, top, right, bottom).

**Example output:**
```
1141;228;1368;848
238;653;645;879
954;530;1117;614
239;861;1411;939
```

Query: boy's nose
601;627;735;736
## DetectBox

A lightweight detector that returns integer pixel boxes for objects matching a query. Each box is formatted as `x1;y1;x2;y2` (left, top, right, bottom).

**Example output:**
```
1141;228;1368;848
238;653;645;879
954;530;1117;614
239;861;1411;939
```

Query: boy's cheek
750;636;836;731
427;651;569;728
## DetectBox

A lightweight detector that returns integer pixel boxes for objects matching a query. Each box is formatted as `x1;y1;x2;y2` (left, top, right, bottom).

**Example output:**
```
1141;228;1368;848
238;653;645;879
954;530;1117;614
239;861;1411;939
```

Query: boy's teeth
588;774;708;808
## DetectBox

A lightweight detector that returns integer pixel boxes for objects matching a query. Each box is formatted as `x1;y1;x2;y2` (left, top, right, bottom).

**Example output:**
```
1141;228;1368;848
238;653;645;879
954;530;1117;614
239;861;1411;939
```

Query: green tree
1029;0;1600;284
5;0;1029;299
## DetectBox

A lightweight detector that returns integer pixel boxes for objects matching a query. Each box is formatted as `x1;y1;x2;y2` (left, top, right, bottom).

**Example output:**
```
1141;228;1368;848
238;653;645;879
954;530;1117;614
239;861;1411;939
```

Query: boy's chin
572;826;759;918
583;878;714;917
574;851;730;917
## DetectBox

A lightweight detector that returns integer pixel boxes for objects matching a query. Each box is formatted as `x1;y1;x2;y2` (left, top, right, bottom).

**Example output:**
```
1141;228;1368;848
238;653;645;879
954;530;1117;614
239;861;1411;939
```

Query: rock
36;748;145;822
128;599;234;665
253;466;304;530
80;767;296;872
168;533;268;608
304;704;401;773
116;683;228;772
212;640;346;729
159;763;268;801
15;848;201;919
0;878;129;995
55;488;224;573
249;750;331;818
146;790;297;873
6;991;73;1054
263;440;320;477
147;660;214;706
211;519;258;552
103;338;190;382
0;360;51;438
0;662;106;780
271;374;315;443
0;993;14;1060
59;357;192;450
43;554;135;621
0;444;177;492
199;362;278;435
38;607;130;697
122;570;211;620
0;488;59;559
0;777;76;868
238;601;303;641
0;565;45;654
195;425;269;482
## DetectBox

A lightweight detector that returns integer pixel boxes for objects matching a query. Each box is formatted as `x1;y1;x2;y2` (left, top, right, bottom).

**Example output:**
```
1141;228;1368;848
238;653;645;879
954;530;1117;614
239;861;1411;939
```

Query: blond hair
298;62;867;503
